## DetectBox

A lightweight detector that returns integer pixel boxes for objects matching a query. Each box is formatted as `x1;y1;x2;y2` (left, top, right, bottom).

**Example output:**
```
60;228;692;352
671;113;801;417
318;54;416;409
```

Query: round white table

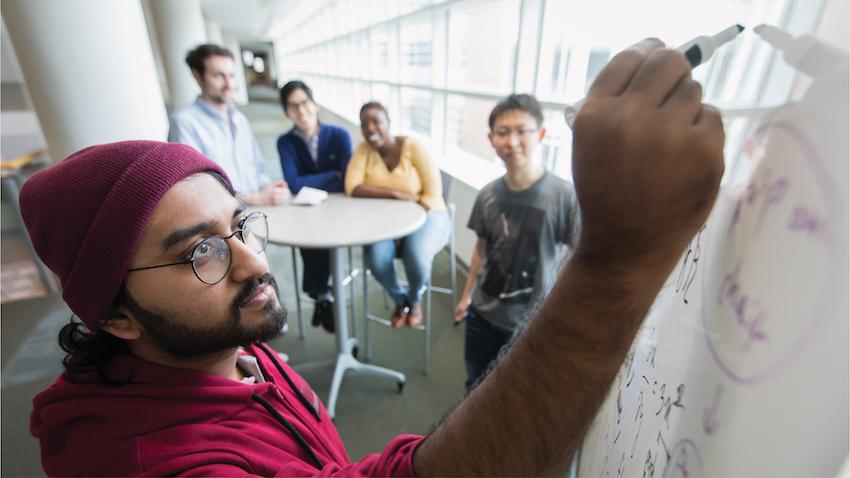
261;193;427;418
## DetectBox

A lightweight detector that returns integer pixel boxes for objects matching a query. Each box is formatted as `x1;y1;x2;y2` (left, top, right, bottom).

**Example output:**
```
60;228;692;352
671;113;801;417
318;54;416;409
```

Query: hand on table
264;180;290;205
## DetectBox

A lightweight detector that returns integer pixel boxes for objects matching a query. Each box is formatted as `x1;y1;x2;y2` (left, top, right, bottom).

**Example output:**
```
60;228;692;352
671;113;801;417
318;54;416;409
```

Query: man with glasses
455;93;581;390
276;80;353;333
23;39;724;476
24;140;404;476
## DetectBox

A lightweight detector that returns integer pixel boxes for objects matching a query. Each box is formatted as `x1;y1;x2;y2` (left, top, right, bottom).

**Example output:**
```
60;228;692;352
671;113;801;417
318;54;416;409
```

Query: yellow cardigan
345;137;447;212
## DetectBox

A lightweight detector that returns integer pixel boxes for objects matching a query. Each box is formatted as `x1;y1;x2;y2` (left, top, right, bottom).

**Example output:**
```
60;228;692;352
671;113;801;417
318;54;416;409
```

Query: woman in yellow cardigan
345;102;451;328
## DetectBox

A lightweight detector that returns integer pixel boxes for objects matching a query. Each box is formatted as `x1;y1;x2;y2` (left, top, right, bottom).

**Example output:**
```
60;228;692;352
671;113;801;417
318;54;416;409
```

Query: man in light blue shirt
169;44;288;206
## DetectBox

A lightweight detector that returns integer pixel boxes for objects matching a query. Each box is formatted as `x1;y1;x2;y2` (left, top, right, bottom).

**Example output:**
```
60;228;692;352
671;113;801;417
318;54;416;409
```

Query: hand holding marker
563;24;745;128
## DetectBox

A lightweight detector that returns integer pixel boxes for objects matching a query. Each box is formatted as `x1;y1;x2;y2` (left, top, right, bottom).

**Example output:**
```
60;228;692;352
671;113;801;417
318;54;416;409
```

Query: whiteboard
576;45;849;477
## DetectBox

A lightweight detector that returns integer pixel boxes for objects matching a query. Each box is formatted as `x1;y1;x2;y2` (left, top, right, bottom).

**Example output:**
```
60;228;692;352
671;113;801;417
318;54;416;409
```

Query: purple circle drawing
702;119;845;384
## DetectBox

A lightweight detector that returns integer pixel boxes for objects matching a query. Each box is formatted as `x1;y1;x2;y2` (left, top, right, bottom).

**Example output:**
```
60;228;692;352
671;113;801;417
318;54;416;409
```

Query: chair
362;172;458;373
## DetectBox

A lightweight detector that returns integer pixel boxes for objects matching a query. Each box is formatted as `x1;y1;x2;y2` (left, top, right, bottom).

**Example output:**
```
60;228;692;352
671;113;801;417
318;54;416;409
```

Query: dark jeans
464;306;513;391
299;248;330;298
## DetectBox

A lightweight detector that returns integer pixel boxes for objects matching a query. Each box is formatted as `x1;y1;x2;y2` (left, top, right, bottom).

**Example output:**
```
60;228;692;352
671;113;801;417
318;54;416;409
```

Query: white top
168;97;270;194
261;193;426;249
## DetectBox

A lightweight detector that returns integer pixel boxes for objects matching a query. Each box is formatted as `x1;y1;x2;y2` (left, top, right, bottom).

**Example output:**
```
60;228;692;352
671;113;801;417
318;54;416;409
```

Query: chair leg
363;252;372;361
450;223;458;308
291;247;305;340
347;246;357;340
425;273;432;375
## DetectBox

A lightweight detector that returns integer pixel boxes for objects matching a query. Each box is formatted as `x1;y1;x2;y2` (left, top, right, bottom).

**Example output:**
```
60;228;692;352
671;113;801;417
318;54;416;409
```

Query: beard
205;90;231;105
124;273;287;358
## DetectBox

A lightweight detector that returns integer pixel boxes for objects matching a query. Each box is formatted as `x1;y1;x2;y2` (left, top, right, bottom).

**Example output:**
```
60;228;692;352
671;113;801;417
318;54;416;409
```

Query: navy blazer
276;124;353;193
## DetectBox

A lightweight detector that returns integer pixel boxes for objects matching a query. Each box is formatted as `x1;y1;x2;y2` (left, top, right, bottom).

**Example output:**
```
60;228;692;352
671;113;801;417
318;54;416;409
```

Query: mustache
233;273;279;310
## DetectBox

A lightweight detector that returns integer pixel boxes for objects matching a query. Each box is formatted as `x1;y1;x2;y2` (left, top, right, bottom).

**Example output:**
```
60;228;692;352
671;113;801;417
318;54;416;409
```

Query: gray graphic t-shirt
468;172;580;332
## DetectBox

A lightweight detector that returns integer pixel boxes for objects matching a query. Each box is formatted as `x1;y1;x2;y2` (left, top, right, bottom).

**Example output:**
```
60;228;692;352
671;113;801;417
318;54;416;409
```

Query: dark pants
299;248;330;298
464;306;514;391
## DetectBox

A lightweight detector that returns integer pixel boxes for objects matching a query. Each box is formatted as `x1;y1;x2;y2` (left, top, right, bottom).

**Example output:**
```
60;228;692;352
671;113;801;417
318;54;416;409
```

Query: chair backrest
439;170;452;204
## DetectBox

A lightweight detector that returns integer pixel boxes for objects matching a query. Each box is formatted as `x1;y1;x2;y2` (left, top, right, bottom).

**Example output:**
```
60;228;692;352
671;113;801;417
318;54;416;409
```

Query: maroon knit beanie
19;140;230;331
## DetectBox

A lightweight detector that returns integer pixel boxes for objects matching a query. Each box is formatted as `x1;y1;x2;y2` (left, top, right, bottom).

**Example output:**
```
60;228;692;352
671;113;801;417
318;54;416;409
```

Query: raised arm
413;38;724;476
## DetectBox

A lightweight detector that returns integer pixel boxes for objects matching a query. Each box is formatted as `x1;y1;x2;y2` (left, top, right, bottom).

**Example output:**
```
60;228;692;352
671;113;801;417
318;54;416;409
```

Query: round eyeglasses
127;212;269;285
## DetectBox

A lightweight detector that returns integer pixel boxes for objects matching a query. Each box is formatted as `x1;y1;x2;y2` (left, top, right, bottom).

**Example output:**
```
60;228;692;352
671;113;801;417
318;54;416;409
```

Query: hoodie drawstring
255;341;322;422
250;393;324;470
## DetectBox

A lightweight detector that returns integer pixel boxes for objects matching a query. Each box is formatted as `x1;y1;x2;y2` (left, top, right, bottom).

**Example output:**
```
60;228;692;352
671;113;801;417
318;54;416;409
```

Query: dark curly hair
58;284;131;386
185;44;234;76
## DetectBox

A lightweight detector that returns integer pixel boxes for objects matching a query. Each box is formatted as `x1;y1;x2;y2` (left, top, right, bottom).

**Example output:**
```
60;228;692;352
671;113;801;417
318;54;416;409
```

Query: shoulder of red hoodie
30;342;424;477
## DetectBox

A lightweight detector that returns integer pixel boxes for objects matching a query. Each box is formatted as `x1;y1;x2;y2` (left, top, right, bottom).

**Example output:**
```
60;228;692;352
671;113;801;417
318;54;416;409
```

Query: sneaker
311;304;322;328
406;303;423;328
312;300;335;333
391;303;409;329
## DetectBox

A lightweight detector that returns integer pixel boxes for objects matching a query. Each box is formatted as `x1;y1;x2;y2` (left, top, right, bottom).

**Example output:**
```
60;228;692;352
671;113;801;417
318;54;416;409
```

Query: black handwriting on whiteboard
617;452;626;478
631;391;645;459
657;431;671;466
675;224;706;304
656;384;685;428
643;449;657;478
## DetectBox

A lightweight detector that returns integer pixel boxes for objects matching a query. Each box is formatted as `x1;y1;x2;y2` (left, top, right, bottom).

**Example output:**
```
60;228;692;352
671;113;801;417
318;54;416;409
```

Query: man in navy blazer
277;80;353;332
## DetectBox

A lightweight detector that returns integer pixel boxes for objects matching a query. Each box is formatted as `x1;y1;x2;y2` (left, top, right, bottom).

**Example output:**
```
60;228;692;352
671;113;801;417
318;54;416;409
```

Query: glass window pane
371;83;391;105
540;109;573;181
536;0;799;103
400;15;433;86
447;0;519;93
399;0;431;16
350;81;372;121
369;0;400;24
370;26;399;83
446;94;497;162
400;87;432;136
366;84;402;128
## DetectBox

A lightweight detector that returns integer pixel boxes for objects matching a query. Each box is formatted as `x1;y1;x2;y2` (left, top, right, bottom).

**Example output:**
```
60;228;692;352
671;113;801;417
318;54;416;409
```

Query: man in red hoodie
23;39;723;476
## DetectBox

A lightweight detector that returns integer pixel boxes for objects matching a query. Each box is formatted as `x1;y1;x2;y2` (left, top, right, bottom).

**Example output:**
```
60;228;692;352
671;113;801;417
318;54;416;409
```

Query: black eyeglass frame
126;211;269;285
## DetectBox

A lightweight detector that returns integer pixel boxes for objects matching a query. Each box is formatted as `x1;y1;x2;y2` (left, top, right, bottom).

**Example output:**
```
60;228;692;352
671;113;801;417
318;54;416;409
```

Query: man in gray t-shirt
456;94;579;390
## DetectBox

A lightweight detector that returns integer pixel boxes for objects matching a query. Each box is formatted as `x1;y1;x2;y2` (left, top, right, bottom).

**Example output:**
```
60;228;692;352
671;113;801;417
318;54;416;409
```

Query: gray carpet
1;300;68;388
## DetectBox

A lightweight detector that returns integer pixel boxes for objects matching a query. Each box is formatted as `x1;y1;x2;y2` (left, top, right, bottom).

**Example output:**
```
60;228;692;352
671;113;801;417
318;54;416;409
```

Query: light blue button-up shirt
168;97;270;194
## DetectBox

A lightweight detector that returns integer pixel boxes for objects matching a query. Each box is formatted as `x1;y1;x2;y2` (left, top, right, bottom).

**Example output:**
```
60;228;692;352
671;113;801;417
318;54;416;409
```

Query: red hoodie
30;342;424;476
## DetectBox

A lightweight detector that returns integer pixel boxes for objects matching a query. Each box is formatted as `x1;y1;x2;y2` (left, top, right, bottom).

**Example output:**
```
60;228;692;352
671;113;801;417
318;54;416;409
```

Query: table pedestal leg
320;247;405;419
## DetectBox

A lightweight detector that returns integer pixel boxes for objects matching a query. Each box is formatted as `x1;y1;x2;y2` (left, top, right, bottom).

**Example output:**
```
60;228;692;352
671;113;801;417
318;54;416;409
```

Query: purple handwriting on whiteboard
788;205;828;239
702;384;723;435
705;120;842;384
717;261;770;351
662;439;704;478
730;170;789;236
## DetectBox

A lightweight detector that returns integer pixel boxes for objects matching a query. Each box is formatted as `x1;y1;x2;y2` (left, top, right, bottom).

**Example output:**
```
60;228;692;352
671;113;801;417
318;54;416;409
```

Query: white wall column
148;0;208;110
1;0;169;161
224;35;250;105
205;20;224;46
